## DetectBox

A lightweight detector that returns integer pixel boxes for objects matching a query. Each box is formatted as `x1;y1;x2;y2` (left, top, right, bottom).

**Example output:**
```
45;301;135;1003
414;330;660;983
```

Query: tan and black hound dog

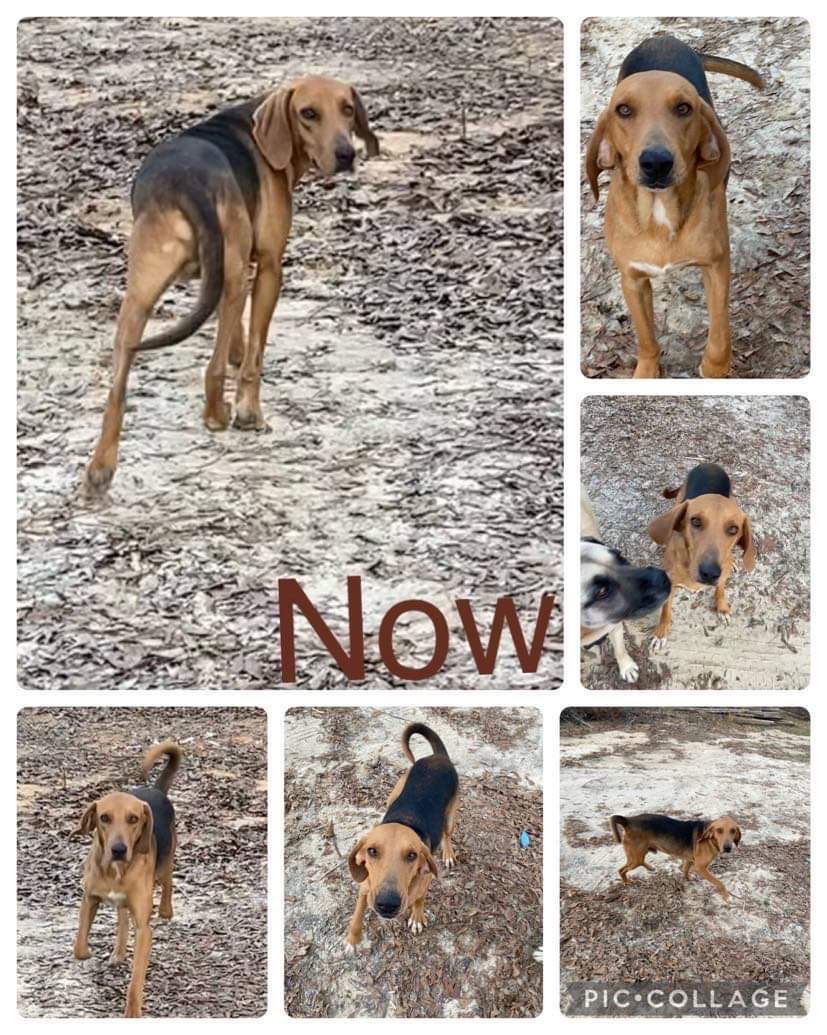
648;462;755;651
611;812;742;901
85;77;379;495
586;35;763;378
74;741;181;1017
345;723;458;951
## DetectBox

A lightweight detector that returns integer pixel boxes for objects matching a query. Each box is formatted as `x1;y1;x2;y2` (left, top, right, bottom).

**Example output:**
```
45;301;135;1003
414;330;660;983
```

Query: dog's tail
135;192;224;352
401;723;450;763
610;814;628;843
142;740;182;793
700;53;765;90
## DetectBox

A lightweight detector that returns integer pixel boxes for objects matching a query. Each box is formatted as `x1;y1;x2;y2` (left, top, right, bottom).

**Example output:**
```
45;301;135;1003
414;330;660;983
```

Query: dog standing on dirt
581;483;671;682
647;462;755;651
74;741;181;1017
611;812;742;901
585;35;763;378
345;723;458;951
85;77;379;495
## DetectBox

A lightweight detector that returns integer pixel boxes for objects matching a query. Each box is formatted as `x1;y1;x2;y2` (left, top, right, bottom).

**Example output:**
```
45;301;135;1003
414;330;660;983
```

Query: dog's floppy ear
351;87;379;158
75;802;97;836
697;99;731;194
648;501;688;545
733;824;742;846
698;821;717;845
348;837;368;883
252;89;295;172
585;108;616;202
135;801;154;855
737;514;756;572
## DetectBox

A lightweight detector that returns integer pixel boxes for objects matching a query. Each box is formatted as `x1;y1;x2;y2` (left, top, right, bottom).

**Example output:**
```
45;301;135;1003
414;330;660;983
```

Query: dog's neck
633;179;699;238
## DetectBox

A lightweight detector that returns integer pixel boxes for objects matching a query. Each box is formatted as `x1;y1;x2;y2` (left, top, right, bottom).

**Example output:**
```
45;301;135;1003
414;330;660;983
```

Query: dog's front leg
110;906;129;964
695;864;730;902
344;885;369;953
608;624;638;682
407;872;434;935
73;893;99;959
235;258;282;431
124;900;153;1018
651;592;674;652
620;272;661;378
699;257;732;378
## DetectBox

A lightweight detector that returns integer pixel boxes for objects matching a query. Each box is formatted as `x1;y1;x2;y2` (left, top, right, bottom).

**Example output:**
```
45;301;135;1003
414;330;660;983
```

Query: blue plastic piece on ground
519;830;530;848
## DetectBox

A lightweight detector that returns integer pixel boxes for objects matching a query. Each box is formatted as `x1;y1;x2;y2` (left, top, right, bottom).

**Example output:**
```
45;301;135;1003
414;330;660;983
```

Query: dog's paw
108;950;127;966
717;611;731;626
650;636;668;653
407;914;427;935
343;938;360;954
442;852;456;870
618;657;639;682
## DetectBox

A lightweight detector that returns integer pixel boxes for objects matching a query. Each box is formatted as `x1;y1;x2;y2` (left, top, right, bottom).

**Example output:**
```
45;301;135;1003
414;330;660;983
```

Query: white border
7;4;821;1034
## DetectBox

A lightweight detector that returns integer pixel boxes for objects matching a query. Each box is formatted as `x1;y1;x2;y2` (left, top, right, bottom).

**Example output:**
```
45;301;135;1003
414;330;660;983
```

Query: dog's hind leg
85;216;188;495
204;231;251;431
441;791;459;870
235;244;285;431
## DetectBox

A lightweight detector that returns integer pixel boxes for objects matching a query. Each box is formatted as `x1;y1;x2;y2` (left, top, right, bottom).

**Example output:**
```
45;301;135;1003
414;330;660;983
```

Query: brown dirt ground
559;708;810;1017
284;707;542;1017
581;395;810;690
581;17;810;379
17;17;563;691
17;707;267;1018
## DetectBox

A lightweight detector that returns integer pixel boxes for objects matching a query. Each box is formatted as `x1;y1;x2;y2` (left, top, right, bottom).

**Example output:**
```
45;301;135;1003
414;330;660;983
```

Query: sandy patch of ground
581;395;809;690
284;707;542;1017
17;17;563;691
17;707;267;1018
560;709;810;1017
580;17;810;379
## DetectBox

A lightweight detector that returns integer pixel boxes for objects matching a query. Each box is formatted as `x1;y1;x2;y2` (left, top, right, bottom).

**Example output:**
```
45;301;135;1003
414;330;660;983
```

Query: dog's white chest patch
652;196;674;234
629;260;692;277
105;891;127;906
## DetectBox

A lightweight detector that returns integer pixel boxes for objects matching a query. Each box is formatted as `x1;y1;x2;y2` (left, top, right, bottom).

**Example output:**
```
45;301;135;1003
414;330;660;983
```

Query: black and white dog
581;485;671;682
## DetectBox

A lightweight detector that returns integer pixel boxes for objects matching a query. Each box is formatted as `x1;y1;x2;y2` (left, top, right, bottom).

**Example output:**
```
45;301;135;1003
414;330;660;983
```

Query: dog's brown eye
367;846;379;858
406;851;418;863
99;814;110;824
300;107;317;121
726;525;739;536
690;516;702;529
675;102;692;117
342;104;354;117
616;103;633;118
127;815;139;824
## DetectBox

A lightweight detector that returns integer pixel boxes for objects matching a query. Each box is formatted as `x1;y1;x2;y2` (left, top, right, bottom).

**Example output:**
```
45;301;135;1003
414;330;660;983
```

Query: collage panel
580;17;810;379
16;707;267;1019
581;395;810;690
284;707;542;1017
17;16;563;693
559;706;810;1018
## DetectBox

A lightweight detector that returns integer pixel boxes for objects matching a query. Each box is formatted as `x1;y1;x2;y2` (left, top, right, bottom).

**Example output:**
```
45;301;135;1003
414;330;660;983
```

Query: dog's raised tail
401;723;450;763
134;191;224;352
700;53;765;90
610;814;628;843
142;740;182;793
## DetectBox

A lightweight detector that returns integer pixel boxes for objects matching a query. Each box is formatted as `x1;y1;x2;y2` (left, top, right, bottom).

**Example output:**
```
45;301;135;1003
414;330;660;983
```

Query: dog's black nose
639;147;674;186
111;841;127;860
723;844;733;853
698;559;722;585
335;142;355;172
375;891;401;918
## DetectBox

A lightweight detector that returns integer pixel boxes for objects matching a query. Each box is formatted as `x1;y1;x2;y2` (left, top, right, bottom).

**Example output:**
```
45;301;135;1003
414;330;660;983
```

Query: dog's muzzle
723;843;733;853
334;140;356;173
374;889;402;919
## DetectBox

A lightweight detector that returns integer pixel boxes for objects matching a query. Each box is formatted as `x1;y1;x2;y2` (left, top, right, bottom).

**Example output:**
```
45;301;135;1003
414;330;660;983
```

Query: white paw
618;658;639;682
343;939;358;954
718;612;731;626
442;855;455;870
533;946;544;962
407;915;426;934
650;636;668;653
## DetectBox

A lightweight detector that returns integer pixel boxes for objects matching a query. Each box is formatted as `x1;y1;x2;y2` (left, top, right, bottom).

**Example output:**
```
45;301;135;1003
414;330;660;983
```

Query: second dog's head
581;538;671;630
348;822;437;920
